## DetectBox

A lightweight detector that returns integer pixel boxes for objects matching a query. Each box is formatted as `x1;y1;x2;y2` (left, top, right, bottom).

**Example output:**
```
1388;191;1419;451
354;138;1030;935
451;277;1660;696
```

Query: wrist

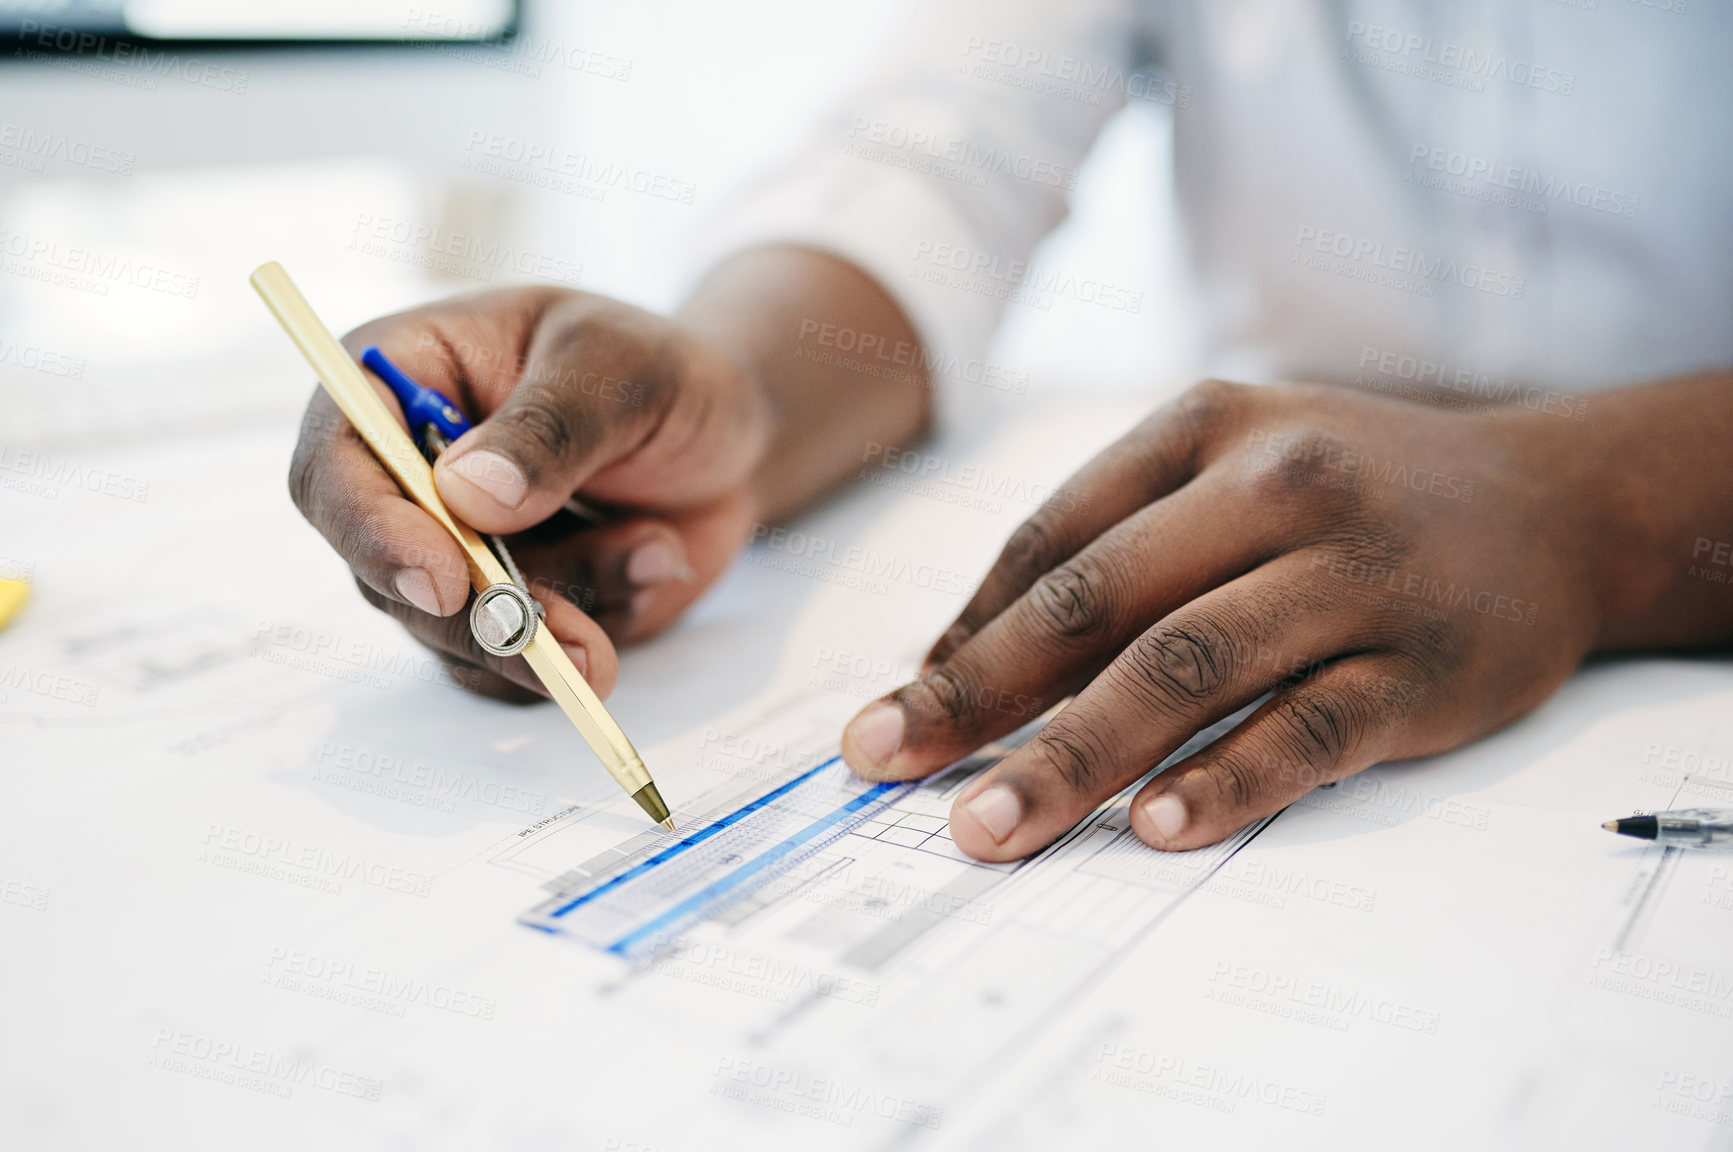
1535;375;1733;650
676;246;933;525
1572;423;1666;649
670;312;785;525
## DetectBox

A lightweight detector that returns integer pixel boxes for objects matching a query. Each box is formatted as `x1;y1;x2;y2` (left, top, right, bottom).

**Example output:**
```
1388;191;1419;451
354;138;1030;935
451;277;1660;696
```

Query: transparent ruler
520;757;914;958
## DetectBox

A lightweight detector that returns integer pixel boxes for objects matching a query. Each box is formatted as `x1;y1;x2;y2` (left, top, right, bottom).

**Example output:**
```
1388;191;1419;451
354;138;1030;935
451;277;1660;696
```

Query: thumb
432;323;664;533
432;297;764;533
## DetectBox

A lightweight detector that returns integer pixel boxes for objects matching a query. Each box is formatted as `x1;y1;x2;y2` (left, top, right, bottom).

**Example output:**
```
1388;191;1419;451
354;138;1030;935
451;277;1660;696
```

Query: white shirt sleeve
693;0;1146;428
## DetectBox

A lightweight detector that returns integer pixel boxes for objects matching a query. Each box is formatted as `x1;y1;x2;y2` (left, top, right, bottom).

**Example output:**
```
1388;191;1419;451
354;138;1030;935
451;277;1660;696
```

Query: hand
288;286;770;700
839;379;1609;859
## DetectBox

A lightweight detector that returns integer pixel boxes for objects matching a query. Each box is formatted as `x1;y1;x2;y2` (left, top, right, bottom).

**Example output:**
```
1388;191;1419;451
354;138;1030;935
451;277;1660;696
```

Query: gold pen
250;261;674;830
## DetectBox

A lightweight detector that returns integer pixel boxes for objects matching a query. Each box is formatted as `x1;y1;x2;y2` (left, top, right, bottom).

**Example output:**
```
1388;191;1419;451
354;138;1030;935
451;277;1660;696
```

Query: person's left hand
838;379;1606;860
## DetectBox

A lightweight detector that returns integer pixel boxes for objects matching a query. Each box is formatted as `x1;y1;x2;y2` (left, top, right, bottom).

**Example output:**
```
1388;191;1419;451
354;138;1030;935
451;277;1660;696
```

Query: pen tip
629;781;672;828
1601;820;1619;832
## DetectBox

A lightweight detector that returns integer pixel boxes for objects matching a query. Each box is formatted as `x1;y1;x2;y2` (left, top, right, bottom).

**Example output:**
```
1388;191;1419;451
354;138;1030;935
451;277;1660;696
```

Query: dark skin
289;247;929;701
288;245;1733;858
841;370;1733;860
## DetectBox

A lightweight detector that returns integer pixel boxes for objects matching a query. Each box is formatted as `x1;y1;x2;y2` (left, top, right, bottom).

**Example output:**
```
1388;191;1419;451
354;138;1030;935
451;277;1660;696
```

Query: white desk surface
3;386;1731;1151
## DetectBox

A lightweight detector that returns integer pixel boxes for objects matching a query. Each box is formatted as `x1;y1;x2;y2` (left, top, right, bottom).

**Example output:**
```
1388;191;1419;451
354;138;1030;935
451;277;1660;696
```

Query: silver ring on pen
470;582;540;656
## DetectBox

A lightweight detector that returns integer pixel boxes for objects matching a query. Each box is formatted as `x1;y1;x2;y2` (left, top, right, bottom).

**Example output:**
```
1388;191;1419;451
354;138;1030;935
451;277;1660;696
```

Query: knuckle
543;307;664;390
1369;666;1431;716
1202;753;1263;812
1034;725;1108;793
1182;377;1243;420
1121;377;1246;487
1384;611;1458;668
1272;689;1357;769
1120;617;1237;709
286;448;317;517
906;664;975;728
1170;377;1245;441
998;513;1062;578
286;403;338;517
1242;427;1356;499
926;621;973;666
552;306;643;359
1338;523;1411;570
494;395;575;468
329;493;389;573
1029;554;1115;640
1304;529;1418;613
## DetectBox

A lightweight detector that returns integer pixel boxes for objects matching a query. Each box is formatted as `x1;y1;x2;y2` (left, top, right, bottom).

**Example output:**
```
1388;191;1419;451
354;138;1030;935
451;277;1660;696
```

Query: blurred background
0;0;1200;454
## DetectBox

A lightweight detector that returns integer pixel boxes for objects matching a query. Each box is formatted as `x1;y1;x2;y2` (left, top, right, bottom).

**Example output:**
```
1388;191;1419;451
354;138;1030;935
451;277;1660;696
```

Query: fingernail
626;539;686;586
394;567;441;615
844;702;904;769
1142;793;1187;842
965;785;1022;845
561;643;589;678
445;449;526;510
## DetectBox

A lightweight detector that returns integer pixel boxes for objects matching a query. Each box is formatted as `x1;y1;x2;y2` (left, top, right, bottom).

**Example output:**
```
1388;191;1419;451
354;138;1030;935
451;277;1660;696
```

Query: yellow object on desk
0;579;28;633
248;261;674;830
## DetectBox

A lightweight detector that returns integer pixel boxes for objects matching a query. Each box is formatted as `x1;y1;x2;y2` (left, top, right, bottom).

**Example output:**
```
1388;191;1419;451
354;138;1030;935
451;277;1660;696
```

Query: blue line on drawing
549;756;844;919
603;779;908;955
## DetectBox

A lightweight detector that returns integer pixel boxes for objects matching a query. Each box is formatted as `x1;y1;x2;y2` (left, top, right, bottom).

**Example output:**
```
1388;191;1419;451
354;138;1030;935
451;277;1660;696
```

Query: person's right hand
288;286;772;701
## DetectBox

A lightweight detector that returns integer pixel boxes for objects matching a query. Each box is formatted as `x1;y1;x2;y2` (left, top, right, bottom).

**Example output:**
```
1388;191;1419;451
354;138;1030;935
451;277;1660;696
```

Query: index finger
287;386;471;619
924;379;1240;667
288;288;559;616
841;462;1287;783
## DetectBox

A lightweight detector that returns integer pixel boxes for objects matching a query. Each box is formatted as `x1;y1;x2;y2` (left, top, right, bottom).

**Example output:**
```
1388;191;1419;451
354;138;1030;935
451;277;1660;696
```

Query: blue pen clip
360;343;545;634
361;345;471;459
359;344;604;526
